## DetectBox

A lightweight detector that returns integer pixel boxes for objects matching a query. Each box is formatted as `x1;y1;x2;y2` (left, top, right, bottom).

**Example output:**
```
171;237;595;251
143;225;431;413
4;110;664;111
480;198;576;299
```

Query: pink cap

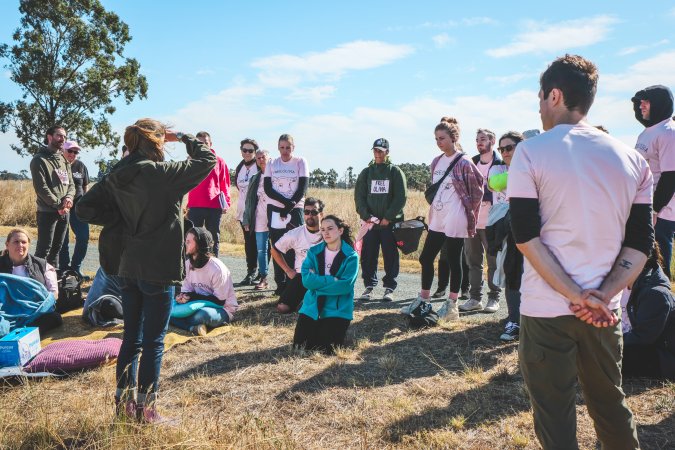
63;141;81;151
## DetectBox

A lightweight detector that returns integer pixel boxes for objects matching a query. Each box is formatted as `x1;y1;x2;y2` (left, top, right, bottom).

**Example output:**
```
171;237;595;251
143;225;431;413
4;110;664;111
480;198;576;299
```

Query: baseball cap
372;138;389;151
63;141;81;151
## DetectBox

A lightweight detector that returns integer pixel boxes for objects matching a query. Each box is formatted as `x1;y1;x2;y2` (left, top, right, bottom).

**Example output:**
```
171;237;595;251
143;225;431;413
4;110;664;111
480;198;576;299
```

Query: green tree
398;162;430;190
326;168;338;188
310;168;326;187
0;0;148;156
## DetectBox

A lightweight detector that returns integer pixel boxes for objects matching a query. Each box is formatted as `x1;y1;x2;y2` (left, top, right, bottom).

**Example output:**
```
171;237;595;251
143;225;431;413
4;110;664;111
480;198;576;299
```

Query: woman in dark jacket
76;119;215;423
622;242;675;380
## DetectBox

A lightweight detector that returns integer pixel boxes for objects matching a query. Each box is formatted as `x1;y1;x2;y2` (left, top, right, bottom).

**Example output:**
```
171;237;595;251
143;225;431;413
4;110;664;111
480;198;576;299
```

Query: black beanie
189;226;213;255
631;85;674;127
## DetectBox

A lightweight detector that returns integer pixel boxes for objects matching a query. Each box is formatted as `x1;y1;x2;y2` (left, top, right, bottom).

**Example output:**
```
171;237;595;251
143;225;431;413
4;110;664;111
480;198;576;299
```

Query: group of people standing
5;52;674;448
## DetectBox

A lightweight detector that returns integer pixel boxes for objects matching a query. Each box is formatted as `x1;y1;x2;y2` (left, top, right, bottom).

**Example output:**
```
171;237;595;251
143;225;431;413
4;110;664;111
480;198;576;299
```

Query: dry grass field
0;180;673;449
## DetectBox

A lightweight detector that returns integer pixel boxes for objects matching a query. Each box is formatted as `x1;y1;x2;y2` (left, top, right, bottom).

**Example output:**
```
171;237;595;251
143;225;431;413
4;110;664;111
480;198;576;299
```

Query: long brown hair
124;118;167;162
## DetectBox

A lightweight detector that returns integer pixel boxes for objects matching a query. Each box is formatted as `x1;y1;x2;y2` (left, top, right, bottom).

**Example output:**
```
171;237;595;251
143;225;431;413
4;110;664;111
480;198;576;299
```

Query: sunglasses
498;144;516;153
66;149;80;154
304;209;320;216
241;148;255;154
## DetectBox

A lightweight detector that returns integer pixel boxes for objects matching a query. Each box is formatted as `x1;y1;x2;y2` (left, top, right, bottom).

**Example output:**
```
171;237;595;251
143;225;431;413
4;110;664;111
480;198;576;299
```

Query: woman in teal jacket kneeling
293;215;358;354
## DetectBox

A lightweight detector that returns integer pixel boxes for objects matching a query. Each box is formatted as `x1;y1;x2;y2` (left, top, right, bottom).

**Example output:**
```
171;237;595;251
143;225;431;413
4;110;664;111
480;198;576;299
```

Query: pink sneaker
138;405;179;426
114;399;137;421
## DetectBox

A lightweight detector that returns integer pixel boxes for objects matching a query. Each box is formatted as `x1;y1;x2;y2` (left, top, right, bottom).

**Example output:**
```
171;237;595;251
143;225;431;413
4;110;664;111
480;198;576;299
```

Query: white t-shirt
428;154;468;238
236;163;259;222
635;118;675;221
254;179;268;233
508;123;653;318
476;159;492;229
263;156;309;210
182;257;239;319
12;262;58;297
324;248;339;274
274;226;323;273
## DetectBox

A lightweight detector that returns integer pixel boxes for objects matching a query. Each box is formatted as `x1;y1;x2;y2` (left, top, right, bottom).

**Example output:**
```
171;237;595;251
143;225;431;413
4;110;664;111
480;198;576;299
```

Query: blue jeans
59;208;90;271
116;278;173;400
256;231;270;277
187;207;222;256
170;307;230;330
655;217;675;279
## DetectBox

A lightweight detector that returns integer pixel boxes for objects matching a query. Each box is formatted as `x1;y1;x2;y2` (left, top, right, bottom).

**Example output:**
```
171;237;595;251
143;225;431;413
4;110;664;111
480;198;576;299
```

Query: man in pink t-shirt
508;54;653;450
186;131;231;257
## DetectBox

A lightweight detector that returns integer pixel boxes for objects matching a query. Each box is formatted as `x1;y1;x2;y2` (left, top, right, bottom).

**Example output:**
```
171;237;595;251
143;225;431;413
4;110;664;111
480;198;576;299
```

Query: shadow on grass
636;411;675;449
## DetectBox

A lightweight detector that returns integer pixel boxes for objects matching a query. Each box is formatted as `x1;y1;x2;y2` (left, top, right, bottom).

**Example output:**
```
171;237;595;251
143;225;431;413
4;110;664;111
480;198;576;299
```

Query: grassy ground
1;289;673;449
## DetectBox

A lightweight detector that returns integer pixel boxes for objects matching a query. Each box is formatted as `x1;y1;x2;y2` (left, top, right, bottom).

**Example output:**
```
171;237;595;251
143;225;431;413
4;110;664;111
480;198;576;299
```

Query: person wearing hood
632;85;675;278
75;118;216;424
30;125;75;269
621;241;675;380
354;138;407;302
170;227;238;336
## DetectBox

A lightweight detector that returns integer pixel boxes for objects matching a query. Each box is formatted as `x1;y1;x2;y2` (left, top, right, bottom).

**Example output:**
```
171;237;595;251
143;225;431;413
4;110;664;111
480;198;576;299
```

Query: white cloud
432;33;455;48
617;39;669;56
462;17;498;26
195;68;216;76
486;15;618;58
285;85;337;102
251;41;414;88
602;50;675;92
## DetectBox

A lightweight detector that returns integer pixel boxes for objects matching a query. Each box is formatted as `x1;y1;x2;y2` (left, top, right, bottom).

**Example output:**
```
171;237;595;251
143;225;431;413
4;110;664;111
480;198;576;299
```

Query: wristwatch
175;132;185;142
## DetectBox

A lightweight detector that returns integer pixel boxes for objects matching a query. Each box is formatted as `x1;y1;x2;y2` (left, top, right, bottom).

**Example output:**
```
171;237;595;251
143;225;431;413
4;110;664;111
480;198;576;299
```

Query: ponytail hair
124;118;168;162
434;116;460;143
322;215;354;248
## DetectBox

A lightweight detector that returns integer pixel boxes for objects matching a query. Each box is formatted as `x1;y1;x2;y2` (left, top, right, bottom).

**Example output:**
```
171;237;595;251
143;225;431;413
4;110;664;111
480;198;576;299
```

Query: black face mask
631;85;674;127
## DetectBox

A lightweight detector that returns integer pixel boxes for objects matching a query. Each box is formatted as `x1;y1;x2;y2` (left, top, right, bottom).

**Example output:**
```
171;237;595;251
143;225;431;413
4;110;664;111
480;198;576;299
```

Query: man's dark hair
43;124;65;144
240;138;259;150
540;54;598;115
305;197;325;212
196;131;211;140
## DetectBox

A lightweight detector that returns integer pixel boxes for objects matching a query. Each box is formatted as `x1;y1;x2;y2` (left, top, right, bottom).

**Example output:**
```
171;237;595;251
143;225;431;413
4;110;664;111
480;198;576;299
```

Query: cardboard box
0;327;41;368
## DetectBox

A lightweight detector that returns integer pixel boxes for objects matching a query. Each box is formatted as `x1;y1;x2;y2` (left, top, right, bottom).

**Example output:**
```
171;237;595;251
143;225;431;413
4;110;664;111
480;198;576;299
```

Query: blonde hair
124;118;167;162
435;116;460;143
3;228;31;257
279;134;295;146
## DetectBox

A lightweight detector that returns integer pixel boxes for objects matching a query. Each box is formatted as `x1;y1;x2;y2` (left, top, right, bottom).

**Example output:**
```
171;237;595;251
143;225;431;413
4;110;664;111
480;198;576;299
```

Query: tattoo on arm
618;259;633;270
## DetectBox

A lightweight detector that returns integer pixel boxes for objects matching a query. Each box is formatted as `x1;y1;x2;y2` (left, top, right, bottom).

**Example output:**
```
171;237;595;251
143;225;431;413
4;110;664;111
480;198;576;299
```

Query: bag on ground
56;270;84;313
392;217;428;255
406;301;439;329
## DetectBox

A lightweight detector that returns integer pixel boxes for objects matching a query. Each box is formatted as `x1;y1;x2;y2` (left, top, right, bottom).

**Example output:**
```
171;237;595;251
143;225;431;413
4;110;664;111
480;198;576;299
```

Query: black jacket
631;85;674;127
624;265;675;379
472;151;504;203
76;135;216;285
0;253;48;286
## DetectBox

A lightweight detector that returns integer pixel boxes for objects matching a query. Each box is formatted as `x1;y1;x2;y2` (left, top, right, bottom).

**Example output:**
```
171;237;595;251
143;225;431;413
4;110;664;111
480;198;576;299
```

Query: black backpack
56;269;84;313
392;217;428;255
406;301;439;329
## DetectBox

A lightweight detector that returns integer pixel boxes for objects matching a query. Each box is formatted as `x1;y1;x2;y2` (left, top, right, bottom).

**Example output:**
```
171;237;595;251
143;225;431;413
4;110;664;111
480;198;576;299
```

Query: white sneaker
437;300;459;321
458;298;483;312
484;298;500;313
400;296;424;315
358;287;374;301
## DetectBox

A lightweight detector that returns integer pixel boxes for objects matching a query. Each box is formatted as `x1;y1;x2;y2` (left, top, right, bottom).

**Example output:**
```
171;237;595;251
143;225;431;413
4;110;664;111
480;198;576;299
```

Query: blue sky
1;1;675;177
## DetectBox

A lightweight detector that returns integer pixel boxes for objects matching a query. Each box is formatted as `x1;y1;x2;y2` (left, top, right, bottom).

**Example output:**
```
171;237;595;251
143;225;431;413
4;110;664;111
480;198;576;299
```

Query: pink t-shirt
274;226;323;273
13;262;58;297
254;179;268;233
476;159;492;229
508;123;653;318
428;154;468;238
635;117;675;221
182;257;238;320
263;156;309;210
324;248;339;274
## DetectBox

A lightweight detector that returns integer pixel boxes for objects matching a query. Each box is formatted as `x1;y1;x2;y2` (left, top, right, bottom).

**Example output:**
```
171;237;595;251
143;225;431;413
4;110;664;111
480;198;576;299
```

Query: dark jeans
655;217;675;279
360;225;399;290
622;343;663;379
116;278;173;401
240;222;258;274
35;211;69;269
505;288;521;324
293;313;350;354
58;207;89;271
437;241;470;293
278;275;307;312
188;207;223;256
419;230;464;293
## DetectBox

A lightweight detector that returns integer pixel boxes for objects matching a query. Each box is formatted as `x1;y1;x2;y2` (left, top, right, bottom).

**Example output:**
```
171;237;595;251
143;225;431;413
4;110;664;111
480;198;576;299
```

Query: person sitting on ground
82;266;124;327
272;197;325;313
622;241;675;380
170;227;238;336
293;215;358;354
0;228;62;334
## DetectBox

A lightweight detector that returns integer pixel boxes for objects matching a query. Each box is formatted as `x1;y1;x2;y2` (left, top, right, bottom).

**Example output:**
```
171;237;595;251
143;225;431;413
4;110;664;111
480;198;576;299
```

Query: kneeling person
170;227;238;336
273;197;324;313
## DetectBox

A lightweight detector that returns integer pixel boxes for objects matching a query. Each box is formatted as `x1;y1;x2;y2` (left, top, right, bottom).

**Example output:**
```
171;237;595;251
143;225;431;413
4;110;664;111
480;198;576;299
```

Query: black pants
360;226;399;290
622;343;664;379
35;211;69;269
188;207;223;256
293;313;350;354
278;275;306;311
239;222;258;274
437;242;469;292
270;228;295;289
419;230;464;293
